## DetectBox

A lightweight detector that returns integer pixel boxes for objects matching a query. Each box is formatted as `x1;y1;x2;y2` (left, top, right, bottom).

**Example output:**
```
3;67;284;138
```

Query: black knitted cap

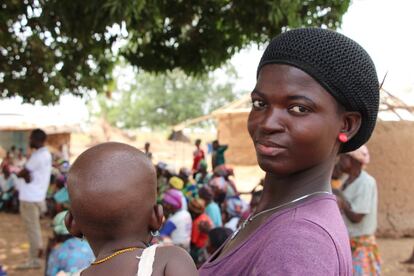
257;28;379;153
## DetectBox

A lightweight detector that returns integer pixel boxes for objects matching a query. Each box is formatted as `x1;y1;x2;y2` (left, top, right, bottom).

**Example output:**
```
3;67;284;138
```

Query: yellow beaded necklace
91;247;142;265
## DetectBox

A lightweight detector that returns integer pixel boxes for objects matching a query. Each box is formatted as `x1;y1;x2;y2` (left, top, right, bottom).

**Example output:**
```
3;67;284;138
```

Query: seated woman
200;28;380;275
0;165;19;212
159;189;192;252
46;211;94;276
223;197;248;232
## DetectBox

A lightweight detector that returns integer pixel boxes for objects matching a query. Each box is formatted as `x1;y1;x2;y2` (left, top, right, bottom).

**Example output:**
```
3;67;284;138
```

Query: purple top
199;194;352;275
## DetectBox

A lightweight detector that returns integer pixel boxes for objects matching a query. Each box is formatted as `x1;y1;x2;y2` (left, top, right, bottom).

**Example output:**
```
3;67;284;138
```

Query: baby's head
207;227;233;255
65;142;163;250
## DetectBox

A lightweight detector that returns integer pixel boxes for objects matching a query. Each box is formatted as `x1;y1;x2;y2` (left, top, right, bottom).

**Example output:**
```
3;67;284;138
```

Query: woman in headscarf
46;211;94;276
188;198;213;266
199;28;380;275
159;189;192;251
337;146;381;275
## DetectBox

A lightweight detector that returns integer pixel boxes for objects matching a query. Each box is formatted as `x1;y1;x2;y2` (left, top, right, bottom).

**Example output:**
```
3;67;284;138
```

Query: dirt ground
0;211;413;275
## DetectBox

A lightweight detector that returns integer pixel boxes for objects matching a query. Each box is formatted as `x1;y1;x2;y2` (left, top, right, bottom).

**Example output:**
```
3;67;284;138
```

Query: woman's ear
149;204;164;232
64;211;83;238
340;111;362;140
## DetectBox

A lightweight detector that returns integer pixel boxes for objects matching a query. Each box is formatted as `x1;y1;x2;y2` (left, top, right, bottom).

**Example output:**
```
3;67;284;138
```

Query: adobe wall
217;113;256;165
218;113;414;237
366;121;414;237
46;133;71;155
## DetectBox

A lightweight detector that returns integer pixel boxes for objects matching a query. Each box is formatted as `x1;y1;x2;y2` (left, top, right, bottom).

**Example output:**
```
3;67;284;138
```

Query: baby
65;142;197;276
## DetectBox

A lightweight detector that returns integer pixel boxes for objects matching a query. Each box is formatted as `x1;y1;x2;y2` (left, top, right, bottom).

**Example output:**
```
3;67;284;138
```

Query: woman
337;146;381;275
199;28;379;275
159;189;192;251
46;211;94;276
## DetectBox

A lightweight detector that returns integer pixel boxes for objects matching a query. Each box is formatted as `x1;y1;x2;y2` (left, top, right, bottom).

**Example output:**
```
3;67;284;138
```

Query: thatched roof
0;99;80;133
0;113;78;133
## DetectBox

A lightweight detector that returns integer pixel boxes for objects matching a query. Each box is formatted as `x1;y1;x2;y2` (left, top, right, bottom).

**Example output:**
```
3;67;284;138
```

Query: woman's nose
258;108;285;134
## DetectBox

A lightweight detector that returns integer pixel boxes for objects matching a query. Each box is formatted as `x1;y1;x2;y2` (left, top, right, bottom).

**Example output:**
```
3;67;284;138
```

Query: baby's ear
64;211;83;238
149;204;164;231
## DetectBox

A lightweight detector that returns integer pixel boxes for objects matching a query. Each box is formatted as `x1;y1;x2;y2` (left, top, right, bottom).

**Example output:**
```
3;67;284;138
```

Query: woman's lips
255;142;286;156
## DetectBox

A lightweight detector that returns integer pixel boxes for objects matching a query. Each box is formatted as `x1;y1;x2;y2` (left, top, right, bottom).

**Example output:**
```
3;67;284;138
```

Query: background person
144;142;152;160
16;129;52;270
46;211;94;276
337;146;381;275
192;139;205;176
160;188;192;251
211;140;228;170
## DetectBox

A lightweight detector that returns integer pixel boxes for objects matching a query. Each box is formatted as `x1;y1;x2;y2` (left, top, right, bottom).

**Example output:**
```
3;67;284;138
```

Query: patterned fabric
183;183;198;202
350;235;381;276
47;238;94;276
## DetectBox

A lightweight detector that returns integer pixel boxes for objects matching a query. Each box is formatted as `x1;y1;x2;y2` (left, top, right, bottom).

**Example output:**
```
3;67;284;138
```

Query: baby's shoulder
151;245;197;276
155;244;189;259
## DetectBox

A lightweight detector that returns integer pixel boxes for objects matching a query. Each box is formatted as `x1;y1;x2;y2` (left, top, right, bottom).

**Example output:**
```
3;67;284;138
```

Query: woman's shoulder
254;197;350;252
266;217;337;244
254;219;345;275
265;194;341;231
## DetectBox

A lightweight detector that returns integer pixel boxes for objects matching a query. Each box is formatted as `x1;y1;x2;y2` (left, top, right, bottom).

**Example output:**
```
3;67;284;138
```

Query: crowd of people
153;139;256;268
0;130;92;274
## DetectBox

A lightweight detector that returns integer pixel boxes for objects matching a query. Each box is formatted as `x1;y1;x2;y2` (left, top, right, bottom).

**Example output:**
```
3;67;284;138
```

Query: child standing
65;142;197;276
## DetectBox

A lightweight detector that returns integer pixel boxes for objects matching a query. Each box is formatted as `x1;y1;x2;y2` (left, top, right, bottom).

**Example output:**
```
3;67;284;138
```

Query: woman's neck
257;159;334;213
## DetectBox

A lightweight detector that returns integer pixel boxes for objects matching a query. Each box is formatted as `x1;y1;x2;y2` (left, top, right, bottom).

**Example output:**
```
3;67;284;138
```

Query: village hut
0;109;79;158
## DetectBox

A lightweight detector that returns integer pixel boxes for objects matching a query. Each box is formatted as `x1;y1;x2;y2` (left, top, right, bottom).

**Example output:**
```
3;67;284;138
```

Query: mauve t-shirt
199;194;352;276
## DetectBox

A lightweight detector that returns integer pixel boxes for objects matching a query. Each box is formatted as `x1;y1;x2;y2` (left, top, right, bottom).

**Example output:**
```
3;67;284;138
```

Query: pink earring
338;133;348;143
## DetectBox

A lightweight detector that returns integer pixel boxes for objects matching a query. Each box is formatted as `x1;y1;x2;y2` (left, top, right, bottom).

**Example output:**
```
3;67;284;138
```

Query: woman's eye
252;99;266;109
289;105;309;113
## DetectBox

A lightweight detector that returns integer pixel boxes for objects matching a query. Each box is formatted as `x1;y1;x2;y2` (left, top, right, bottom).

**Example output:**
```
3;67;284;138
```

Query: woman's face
248;64;343;176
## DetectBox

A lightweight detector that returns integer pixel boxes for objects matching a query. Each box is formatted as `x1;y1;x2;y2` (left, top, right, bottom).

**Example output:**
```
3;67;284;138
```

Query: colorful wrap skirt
350;235;381;276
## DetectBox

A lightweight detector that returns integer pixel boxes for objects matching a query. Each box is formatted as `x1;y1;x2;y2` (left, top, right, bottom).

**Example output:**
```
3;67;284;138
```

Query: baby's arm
158;246;198;276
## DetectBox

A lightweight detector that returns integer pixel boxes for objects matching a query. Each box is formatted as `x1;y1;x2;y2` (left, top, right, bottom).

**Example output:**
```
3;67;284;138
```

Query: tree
1;0;351;104
95;64;239;129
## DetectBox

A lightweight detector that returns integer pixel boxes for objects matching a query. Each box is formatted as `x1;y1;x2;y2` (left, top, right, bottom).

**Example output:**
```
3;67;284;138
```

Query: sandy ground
0;212;413;275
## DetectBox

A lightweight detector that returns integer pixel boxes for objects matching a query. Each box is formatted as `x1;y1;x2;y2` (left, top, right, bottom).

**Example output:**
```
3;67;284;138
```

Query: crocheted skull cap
257;28;379;152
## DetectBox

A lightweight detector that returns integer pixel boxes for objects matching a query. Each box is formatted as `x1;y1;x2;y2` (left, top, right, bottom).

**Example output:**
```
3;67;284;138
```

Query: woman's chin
256;156;292;176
